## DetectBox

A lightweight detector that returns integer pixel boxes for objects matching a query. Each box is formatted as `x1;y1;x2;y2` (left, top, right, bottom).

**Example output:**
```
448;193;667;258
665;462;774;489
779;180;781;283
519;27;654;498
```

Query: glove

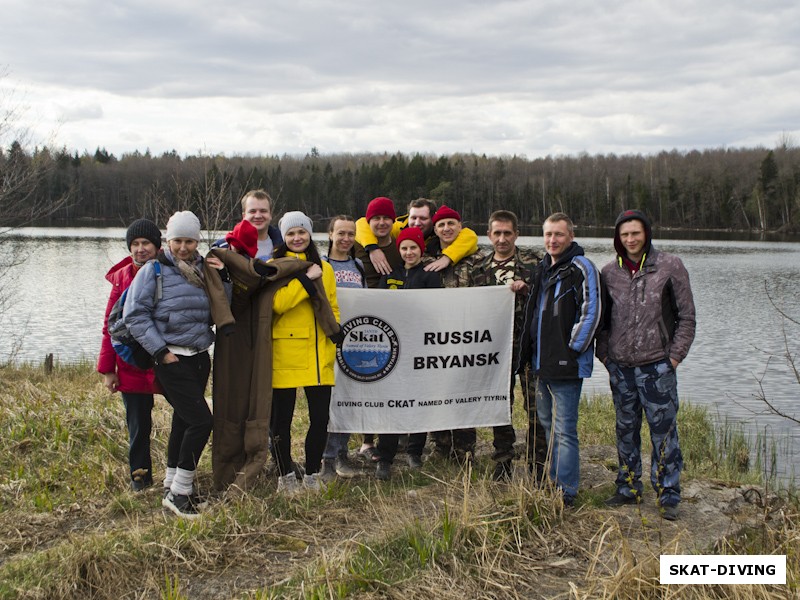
328;326;345;346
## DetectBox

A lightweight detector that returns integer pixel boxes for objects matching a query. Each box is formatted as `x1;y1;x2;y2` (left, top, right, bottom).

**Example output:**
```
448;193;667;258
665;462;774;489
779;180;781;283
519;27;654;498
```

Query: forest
2;141;799;233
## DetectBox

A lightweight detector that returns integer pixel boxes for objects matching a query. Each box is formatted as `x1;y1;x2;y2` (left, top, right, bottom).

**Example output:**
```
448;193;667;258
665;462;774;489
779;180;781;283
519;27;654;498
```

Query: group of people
98;190;695;522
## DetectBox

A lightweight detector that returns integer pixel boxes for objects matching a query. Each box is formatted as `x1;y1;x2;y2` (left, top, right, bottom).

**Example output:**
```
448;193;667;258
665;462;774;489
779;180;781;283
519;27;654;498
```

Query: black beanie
126;218;162;250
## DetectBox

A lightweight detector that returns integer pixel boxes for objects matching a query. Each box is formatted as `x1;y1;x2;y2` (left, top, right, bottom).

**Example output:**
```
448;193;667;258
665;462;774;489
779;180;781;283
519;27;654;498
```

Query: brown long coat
204;250;340;491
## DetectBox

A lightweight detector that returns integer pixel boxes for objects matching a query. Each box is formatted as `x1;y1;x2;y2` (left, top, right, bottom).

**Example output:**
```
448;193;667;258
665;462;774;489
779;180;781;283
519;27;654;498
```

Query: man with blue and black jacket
518;212;601;506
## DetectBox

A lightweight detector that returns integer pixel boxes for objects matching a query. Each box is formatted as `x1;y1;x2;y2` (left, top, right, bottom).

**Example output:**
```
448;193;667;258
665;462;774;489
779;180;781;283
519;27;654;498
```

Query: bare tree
1;77;73;360
754;281;800;426
142;158;262;248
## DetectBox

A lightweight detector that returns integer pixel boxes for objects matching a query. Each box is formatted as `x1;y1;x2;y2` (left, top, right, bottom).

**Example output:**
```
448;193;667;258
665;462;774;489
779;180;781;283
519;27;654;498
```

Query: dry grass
0;362;796;599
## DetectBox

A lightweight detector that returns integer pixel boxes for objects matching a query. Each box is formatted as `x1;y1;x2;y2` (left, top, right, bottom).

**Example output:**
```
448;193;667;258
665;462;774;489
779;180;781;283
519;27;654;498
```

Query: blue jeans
535;378;582;500
607;360;682;507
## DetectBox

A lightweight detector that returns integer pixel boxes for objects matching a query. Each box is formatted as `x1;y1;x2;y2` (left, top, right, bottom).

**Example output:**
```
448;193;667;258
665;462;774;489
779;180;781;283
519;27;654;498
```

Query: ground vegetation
0;363;795;599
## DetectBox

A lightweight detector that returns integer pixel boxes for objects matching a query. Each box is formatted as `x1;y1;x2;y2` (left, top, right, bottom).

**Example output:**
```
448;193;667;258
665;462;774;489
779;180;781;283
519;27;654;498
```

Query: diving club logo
336;315;400;382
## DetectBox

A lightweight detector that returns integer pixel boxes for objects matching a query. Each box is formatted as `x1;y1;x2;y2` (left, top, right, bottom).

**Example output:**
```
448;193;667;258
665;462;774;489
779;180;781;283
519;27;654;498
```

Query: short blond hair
544;212;574;234
240;189;273;212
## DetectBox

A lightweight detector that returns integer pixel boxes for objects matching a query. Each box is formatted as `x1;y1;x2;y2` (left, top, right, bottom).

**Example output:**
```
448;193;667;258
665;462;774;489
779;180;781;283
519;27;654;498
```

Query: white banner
330;286;515;434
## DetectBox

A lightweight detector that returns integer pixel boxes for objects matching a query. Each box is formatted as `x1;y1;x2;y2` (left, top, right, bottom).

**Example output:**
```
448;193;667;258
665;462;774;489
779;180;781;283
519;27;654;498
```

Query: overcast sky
2;0;798;159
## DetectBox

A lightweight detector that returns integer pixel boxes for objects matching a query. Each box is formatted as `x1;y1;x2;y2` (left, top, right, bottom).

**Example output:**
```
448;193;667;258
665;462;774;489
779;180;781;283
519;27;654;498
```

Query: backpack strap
153;261;164;304
153;261;163;302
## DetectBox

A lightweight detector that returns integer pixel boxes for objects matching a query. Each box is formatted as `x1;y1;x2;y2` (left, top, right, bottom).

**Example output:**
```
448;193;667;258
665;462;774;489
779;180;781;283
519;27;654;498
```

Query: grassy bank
0;362;796;599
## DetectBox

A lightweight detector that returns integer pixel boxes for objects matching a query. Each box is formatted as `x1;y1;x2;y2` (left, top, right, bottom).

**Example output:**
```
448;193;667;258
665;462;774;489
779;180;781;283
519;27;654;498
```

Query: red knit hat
432;204;461;224
225;219;259;258
365;196;396;222
396;226;426;252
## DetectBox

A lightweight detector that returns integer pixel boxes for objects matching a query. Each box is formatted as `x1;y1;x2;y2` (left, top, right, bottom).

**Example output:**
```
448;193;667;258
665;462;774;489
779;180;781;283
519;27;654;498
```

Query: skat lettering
387;399;415;408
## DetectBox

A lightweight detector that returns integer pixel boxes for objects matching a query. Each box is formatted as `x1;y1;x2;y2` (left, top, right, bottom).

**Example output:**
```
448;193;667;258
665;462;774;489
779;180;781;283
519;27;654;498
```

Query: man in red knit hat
354;197;404;288
428;204;484;461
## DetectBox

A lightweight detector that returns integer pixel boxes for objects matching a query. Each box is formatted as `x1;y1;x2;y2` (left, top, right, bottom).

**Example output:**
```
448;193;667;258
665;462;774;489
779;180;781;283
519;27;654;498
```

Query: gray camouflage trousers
607;359;683;507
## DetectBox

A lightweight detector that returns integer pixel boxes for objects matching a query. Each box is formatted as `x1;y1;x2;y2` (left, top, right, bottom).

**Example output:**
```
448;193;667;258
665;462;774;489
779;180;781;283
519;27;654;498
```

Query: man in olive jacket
465;210;546;481
595;209;696;521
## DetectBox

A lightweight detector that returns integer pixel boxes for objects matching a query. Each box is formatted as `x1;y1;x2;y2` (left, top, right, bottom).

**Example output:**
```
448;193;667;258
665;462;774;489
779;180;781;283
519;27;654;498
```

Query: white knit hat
166;211;202;241
279;211;313;239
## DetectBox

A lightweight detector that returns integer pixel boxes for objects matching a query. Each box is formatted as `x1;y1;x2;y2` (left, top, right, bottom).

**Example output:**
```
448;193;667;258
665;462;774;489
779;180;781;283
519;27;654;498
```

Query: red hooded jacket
97;256;160;394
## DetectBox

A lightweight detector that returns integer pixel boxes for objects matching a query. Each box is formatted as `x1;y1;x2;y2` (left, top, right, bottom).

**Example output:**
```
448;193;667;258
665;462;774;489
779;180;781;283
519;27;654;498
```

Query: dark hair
325;214;366;286
326;214;356;256
408;197;437;215
488;210;518;231
273;237;323;266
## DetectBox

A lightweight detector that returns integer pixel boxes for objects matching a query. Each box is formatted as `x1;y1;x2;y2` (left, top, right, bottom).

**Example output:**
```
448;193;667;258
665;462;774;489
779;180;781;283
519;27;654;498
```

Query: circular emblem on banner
336;315;400;382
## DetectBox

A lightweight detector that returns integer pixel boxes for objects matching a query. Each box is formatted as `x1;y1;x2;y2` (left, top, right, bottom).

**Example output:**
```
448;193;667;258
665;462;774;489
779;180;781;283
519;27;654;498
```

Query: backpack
107;262;162;369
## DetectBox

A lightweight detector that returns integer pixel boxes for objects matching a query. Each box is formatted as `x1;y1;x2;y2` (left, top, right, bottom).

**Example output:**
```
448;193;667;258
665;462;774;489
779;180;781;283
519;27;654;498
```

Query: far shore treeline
2;142;799;233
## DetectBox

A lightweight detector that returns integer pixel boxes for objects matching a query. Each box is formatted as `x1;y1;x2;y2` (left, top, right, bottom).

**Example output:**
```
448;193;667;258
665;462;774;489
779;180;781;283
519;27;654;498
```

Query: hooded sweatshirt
596;210;696;366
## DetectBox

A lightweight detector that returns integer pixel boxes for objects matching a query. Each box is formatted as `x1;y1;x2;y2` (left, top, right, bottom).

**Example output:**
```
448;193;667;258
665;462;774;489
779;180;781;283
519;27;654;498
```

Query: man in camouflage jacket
465;211;547;481
429;205;483;459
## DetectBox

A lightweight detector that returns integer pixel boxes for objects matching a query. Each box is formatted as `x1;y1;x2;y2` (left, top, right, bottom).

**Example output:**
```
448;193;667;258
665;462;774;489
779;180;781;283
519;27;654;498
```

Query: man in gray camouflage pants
595;209;696;521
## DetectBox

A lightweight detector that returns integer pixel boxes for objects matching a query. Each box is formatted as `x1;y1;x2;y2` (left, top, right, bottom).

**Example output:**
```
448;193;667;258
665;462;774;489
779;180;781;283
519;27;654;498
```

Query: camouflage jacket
442;250;483;288
467;247;540;359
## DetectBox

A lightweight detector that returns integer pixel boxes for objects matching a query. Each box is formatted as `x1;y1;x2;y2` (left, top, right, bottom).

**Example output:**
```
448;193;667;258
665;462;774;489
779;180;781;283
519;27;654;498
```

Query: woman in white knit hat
123;210;225;518
270;211;340;495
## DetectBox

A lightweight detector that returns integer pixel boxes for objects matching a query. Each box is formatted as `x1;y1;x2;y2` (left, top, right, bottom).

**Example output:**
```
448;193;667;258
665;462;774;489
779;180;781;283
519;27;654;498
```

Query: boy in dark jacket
374;227;441;479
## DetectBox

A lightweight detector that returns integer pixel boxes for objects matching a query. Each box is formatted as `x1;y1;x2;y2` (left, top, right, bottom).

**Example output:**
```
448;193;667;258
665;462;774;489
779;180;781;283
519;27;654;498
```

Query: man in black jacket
518;213;602;505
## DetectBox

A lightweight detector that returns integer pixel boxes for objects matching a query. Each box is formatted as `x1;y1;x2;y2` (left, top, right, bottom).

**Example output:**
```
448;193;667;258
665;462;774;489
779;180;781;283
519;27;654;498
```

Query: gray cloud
3;0;799;156
58;103;104;122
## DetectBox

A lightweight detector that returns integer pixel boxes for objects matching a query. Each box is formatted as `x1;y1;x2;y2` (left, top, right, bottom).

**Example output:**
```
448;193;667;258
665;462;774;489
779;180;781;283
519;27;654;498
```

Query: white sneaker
303;473;325;492
277;473;301;496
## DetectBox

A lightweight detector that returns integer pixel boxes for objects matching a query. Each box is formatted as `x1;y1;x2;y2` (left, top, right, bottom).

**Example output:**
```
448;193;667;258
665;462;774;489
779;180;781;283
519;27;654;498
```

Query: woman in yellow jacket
271;211;340;494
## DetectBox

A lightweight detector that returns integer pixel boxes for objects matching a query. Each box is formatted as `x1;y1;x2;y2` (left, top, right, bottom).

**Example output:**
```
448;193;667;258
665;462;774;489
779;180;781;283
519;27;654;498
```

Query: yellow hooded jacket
355;215;478;263
271;253;340;388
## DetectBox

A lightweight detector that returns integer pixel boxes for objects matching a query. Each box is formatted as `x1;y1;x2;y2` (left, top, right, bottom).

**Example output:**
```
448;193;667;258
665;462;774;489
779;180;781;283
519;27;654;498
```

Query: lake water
2;227;799;480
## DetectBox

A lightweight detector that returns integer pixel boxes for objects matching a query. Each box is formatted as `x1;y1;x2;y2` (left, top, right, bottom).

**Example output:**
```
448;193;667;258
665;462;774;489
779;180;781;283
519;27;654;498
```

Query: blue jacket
518;242;601;379
123;254;215;359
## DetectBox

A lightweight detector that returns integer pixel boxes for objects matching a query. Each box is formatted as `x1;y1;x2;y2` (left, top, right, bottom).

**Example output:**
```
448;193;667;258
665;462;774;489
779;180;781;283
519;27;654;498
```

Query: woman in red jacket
97;219;162;491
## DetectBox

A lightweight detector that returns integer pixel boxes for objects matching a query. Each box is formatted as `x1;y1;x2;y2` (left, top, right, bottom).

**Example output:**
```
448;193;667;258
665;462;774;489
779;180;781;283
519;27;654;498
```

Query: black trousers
431;428;477;456
154;352;212;472
376;432;427;464
271;386;331;476
121;392;154;482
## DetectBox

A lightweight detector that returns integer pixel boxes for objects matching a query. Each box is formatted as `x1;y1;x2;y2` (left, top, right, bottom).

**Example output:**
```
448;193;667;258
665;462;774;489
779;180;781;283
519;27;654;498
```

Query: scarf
163;247;205;288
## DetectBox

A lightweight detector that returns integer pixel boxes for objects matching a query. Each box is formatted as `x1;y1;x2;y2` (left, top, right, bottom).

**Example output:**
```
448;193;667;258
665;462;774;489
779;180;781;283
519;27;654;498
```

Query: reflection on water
3;228;799;480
